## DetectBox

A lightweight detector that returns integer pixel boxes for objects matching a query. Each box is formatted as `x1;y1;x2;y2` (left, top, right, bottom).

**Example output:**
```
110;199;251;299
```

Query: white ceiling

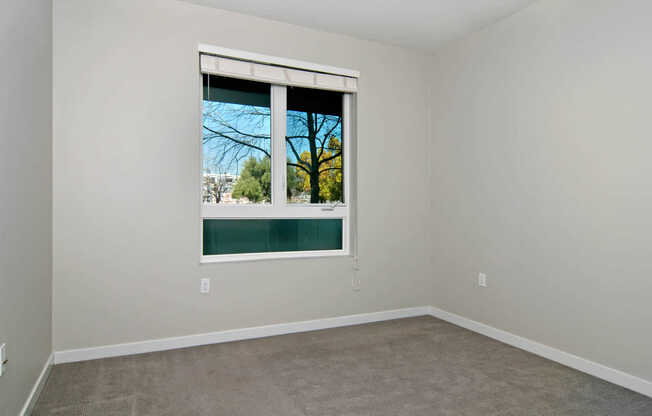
182;0;538;53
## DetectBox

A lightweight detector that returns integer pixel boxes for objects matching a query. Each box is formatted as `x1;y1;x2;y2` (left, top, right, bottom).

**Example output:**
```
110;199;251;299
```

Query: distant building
202;172;238;204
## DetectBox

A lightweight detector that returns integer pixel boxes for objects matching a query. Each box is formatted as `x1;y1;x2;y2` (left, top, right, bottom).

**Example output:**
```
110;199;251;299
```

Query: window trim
198;45;356;264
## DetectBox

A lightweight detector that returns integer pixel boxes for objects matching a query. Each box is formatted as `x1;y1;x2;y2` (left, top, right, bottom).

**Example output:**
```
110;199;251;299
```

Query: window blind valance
200;54;358;93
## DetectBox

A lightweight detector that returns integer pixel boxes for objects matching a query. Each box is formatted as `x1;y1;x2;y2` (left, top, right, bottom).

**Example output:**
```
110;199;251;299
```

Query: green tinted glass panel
203;219;343;255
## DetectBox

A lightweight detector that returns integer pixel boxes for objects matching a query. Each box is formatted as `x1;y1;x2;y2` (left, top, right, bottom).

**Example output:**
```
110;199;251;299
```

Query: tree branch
287;162;310;175
317;117;341;159
319;167;342;174
317;151;342;166
286;137;311;170
322;117;342;141
203;125;271;158
214;122;271;140
315;115;327;135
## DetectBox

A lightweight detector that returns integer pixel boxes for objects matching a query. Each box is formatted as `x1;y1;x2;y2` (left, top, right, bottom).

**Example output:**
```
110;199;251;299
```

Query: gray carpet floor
33;316;652;415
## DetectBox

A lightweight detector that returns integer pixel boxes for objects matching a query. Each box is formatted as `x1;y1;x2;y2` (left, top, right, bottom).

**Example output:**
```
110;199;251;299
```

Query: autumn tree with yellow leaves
293;136;342;203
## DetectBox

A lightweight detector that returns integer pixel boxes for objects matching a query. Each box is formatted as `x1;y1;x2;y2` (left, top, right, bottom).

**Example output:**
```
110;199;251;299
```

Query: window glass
286;87;343;204
202;75;271;204
203;219;343;255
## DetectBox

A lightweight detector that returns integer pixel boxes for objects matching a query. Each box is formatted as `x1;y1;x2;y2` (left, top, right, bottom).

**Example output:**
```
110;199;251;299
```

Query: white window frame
198;45;356;263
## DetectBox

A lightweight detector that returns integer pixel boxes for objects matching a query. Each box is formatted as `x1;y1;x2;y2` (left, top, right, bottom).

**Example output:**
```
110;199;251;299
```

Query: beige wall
53;0;432;351
429;0;652;381
0;1;53;415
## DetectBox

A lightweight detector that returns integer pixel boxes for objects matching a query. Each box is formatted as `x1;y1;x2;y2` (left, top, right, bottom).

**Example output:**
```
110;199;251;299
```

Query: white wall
53;0;432;351
429;0;652;381
0;1;53;415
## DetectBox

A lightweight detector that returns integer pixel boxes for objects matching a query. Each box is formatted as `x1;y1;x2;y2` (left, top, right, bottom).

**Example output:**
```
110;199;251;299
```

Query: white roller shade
201;54;358;93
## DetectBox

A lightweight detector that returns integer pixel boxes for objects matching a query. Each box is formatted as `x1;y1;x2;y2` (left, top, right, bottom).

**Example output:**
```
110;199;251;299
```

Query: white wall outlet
200;278;210;294
0;343;6;377
478;273;487;287
352;275;361;291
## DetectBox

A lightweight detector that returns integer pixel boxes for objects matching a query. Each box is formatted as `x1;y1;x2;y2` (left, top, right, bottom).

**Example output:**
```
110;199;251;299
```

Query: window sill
200;249;349;264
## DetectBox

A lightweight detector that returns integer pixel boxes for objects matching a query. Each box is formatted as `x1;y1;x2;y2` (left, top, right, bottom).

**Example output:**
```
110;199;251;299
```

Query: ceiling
181;0;538;53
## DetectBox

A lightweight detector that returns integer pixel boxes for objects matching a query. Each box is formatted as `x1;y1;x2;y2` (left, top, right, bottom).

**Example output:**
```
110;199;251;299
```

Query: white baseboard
53;306;430;364
20;352;53;416
428;306;652;399
51;305;652;399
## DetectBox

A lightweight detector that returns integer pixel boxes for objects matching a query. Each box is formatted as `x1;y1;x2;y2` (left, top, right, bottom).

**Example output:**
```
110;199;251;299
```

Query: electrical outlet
478;273;487;287
352;276;361;291
0;343;6;377
200;278;210;294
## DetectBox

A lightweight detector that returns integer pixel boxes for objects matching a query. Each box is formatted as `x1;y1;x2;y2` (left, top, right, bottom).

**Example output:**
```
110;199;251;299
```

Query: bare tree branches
286;137;310;169
203;125;271;158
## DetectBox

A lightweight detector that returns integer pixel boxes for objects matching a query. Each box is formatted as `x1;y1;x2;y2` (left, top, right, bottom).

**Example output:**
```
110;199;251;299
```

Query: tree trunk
307;112;321;203
309;166;320;203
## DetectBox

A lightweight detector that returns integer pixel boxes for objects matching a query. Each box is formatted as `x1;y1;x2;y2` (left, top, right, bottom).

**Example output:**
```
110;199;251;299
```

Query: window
199;48;358;262
202;76;271;205
286;87;343;205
